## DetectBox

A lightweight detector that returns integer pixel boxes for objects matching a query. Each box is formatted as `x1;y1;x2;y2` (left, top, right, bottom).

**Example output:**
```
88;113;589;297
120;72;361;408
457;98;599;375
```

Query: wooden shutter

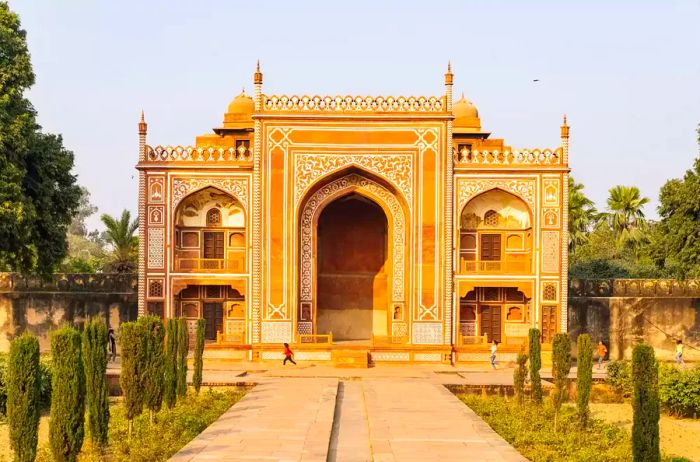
203;232;225;259
479;305;502;343
480;234;501;261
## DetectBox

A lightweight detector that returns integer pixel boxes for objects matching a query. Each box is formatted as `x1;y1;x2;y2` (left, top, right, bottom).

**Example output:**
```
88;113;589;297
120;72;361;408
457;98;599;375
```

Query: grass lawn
458;394;691;462
0;386;248;462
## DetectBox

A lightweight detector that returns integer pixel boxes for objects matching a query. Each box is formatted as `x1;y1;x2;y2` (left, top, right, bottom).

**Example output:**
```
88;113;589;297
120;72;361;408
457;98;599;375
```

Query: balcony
458;254;532;274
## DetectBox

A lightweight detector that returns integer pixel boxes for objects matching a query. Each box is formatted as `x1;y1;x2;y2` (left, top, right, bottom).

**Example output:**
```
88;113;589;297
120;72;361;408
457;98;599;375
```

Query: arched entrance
316;193;388;341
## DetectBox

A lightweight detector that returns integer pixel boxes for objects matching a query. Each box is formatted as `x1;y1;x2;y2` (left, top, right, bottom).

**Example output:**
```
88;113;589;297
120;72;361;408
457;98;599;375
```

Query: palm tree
605;185;650;248
100;210;138;273
568;177;598;253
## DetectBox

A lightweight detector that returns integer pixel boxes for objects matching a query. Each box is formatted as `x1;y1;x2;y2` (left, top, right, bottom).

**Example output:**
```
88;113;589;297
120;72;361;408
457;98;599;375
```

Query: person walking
597;341;607;370
108;327;117;362
675;339;685;365
283;342;297;365
490;340;498;369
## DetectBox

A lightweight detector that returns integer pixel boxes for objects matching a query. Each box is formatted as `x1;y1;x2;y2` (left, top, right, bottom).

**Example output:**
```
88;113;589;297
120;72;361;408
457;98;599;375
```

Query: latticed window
206;208;222;226
147;302;164;319
484;210;499;226
542;283;557;301
148;280;163;298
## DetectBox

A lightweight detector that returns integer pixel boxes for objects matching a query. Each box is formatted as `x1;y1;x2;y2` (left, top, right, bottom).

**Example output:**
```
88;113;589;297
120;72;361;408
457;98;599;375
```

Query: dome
453;93;481;132
226;90;254;115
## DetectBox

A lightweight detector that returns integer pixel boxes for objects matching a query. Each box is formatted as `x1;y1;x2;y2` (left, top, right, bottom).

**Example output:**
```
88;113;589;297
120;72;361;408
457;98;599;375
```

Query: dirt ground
0;415;50;462
591;403;700;462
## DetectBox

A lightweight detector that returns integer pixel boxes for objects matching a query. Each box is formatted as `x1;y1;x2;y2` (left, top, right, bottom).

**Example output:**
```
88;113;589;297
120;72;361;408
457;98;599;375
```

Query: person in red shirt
283;342;297;365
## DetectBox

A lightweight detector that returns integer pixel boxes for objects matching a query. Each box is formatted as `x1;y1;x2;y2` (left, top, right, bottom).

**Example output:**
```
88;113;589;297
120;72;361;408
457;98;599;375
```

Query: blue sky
10;0;700;229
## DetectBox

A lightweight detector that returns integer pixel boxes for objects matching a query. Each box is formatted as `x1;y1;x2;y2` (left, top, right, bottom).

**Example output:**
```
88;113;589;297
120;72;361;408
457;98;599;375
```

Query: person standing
490;340;498;369
676;339;685;365
283;342;297;365
108;327;117;362
597;341;608;370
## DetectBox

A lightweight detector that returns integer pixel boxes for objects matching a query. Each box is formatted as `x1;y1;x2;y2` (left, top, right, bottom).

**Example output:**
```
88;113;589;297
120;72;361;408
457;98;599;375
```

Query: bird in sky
532;79;540;82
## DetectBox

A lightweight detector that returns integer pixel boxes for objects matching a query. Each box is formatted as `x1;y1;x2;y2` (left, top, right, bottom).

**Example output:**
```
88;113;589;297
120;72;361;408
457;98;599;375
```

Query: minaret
444;61;455;349
560;114;570;165
138;110;148;161
137;111;148;317
560;113;570;335
251;61;263;346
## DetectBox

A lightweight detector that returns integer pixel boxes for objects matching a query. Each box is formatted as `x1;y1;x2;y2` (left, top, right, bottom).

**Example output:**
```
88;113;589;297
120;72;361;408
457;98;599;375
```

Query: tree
568;177;598;253
551;333;572;431
605;185;650;250
176;317;189;398
0;2;81;276
193;319;205;395
60;188;107;273
632;344;660;462
82;317;109;448
49;326;86;462
513;351;528;405
100;210;138;273
7;333;40;462
577;334;593;427
119;321;146;437
163;319;178;408
528;328;543;404
138;316;165;423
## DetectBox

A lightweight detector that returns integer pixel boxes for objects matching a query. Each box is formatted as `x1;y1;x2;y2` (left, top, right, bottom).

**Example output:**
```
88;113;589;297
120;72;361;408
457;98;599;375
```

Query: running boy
597;341;607;370
283;342;297;365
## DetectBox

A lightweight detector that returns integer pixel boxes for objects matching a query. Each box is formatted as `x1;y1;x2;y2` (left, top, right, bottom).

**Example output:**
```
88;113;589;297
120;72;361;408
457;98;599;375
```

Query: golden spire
561;113;570;138
138;110;147;136
444;60;453;85
254;60;263;85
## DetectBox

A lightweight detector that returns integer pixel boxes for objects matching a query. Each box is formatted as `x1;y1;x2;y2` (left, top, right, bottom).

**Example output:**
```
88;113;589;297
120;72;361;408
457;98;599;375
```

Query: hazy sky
10;0;700;229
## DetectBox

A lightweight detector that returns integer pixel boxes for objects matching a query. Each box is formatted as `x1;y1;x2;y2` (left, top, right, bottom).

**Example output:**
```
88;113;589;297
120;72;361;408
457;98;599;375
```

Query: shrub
138;316;165;421
513;351;528;404
551;333;572;430
576;334;593;426
119;321;147;435
49;326;86;462
0;354;51;418
193;319;205;395
658;364;700;417
163;319;178;408
528;328;543;404
607;360;633;397
632;344;660;462
176;318;189;398
83;317;110;448
7;333;41;462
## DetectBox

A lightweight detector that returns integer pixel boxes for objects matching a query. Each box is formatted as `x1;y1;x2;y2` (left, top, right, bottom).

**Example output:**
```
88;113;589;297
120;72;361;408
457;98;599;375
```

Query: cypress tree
632;344;660;462
193;319;205;395
577;334;593;427
119;321;146;437
7;333;40;462
49;326;86;462
551;333;572;431
82;317;110;449
138;315;165;423
176;317;189;398
513;350;528;405
163;318;178;408
528;328;543;404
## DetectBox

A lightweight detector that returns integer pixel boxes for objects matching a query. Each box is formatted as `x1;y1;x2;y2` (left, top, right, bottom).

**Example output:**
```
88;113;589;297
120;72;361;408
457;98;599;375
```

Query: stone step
332;349;370;368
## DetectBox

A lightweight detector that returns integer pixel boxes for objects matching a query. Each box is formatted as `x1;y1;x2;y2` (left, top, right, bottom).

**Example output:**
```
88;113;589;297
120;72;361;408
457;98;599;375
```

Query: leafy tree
176;318;189;398
193;319;205;395
7;333;40;462
576;334;593;427
100;210;138;273
82;317;109;448
528;328;543;404
119;321;146;437
551;333;571;431
513;351;528;405
632;344;660;462
605;185;650;250
163;319;178;408
138;315;165;423
568;176;598;253
60;188;107;273
0;2;81;276
49;326;86;462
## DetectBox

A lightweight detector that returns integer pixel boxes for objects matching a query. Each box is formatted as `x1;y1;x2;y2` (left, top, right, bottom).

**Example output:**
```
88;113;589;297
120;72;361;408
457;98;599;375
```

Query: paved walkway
169;375;527;462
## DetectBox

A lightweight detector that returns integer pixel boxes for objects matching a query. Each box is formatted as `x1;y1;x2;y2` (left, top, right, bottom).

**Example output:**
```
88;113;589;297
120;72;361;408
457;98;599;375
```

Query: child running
597;341;607;370
676;339;685;365
490;340;498;369
283;342;297;365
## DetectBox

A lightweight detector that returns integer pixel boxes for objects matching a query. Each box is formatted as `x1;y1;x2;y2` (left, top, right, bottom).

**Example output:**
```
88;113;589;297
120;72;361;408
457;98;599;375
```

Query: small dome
453;93;481;132
226;90;254;115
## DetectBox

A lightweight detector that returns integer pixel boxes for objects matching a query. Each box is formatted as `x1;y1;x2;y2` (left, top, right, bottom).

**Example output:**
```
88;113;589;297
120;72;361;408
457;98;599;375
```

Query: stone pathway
169;376;527;462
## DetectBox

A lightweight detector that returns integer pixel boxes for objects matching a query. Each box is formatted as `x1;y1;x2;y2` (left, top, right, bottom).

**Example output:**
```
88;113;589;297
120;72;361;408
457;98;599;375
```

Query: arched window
206;208;222;227
484;210;500;226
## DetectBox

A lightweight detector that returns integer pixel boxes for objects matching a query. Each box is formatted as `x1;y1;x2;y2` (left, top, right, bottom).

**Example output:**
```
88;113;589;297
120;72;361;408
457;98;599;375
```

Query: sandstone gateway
136;64;570;365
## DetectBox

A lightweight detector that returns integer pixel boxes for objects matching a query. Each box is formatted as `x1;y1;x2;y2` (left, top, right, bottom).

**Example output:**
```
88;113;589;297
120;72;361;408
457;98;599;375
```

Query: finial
140;110;145;122
461;92;465;99
138;110;147;136
256;59;260;72
560;113;570;138
254;60;263;85
444;61;453;86
563;113;567;125
448;61;452;73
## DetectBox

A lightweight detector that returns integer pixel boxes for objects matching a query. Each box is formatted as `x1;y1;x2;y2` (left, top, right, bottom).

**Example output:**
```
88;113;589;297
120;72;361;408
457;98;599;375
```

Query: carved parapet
0;273;137;294
143;145;253;164
570;278;700;298
454;147;564;168
262;94;446;113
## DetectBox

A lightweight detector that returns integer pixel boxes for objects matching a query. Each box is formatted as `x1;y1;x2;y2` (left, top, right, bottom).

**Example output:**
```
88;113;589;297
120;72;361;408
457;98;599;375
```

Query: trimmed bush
193;319;205;395
606;360;633;397
50;326;86;462
119;321;147;435
513;351;528;404
576;334;593;427
176;317;189;398
0;355;51;418
551;333;571;430
7;333;41;462
632;344;660;462
658;364;700;417
528;328;543;404
83;317;110;449
164;319;178;408
139;315;165;421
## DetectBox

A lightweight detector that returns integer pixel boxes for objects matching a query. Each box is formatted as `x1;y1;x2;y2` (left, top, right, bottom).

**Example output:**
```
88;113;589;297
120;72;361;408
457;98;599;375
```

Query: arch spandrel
457;179;536;214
